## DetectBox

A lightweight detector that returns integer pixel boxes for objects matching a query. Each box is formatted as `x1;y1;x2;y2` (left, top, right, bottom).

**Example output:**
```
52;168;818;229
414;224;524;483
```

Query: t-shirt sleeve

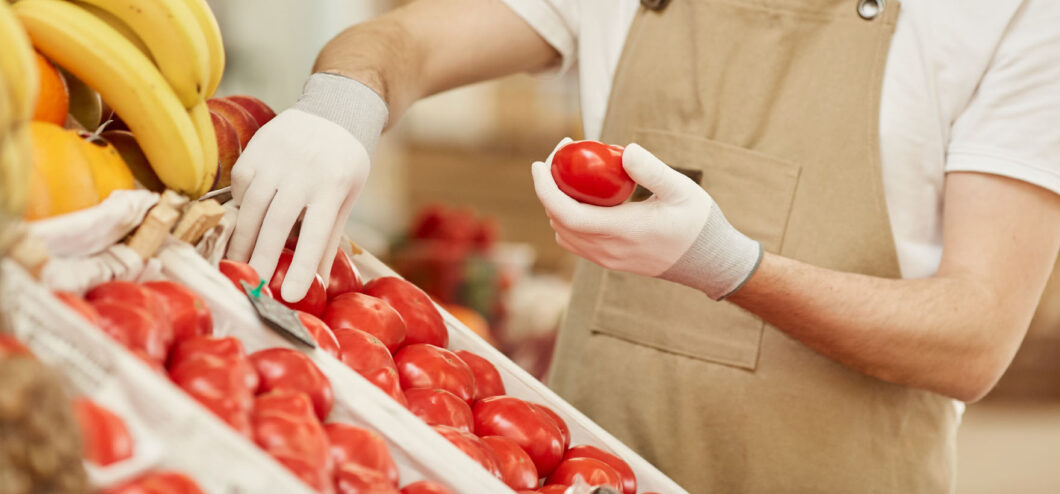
500;0;578;75
946;0;1060;196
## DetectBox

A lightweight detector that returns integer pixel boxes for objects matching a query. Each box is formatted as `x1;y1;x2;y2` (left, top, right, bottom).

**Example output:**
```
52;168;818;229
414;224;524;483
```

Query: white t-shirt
502;0;1060;279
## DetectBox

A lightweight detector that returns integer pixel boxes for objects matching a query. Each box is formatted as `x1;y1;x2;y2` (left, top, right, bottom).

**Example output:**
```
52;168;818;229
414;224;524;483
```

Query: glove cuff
293;72;389;156
660;202;763;300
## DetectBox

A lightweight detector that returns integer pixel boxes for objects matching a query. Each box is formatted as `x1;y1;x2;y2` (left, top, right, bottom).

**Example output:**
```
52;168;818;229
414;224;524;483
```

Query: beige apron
548;0;959;492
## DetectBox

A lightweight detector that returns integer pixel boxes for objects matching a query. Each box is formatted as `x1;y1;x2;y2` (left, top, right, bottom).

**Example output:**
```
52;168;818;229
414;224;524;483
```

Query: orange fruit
31;51;69;126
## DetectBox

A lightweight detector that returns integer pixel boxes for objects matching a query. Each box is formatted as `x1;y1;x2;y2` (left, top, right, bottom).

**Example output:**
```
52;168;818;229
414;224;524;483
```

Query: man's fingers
247;188;304;291
227;181;275;262
545;137;574;165
622;143;693;199
315;191;359;286
532;160;621;235
281;199;341;303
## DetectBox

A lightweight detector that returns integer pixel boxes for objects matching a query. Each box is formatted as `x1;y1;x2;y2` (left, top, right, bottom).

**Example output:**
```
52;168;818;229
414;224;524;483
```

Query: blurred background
208;1;1060;492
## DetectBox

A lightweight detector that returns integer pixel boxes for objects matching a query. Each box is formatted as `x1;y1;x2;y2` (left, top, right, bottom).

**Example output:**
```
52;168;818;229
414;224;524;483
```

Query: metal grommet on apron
641;0;671;11
857;0;885;19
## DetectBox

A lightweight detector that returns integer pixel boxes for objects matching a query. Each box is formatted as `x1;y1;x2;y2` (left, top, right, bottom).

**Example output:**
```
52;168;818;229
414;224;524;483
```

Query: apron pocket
590;129;802;370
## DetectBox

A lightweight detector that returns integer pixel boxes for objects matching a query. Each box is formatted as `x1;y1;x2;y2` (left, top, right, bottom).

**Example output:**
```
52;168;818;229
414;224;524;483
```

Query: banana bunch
12;0;225;197
0;0;38;253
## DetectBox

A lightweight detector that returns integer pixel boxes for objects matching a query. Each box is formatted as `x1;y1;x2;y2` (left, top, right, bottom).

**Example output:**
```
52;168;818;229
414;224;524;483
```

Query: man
227;0;1060;491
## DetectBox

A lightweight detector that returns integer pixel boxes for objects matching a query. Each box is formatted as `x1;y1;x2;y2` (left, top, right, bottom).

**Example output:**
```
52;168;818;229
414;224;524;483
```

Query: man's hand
532;138;762;300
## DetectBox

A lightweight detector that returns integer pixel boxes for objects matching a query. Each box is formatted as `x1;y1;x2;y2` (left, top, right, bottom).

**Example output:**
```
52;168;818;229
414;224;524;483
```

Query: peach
206;97;259;150
225;95;276;128
210;109;241;189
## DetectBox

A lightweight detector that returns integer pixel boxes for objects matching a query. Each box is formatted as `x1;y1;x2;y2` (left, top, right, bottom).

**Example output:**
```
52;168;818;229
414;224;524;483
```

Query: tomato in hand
481;435;539;491
334;463;400;494
144;281;213;344
394;344;475;403
454;350;504;400
404;388;474;433
325;423;399;487
562;445;636;494
219;259;273;297
323;292;406;353
550;140;634;207
269;248;327;317
431;425;502;480
101;471;205;494
333;328;397;377
545;457;622;491
249;348;333;421
169;354;253;436
297;311;340;358
472;396;566;476
362;277;447;348
54;291;102;326
530;404;570;451
399;481;456;494
168;336;258;393
327;247;363;300
364;367;408;407
72;398;134;466
91;300;171;363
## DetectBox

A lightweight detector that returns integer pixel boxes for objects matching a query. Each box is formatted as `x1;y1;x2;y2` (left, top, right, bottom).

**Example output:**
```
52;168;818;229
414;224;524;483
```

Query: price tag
239;280;317;348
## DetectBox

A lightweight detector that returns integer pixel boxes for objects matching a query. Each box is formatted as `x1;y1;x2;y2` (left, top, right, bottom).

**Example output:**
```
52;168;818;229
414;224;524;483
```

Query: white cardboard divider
155;240;516;493
0;259;316;494
353;253;690;494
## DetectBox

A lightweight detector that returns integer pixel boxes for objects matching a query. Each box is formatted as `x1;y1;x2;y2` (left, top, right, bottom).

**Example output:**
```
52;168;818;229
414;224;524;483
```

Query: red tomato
535;486;569;494
327;248;364;300
399;481;456;494
393;344;475;403
324;423;399;487
86;281;173;341
454;350;504;400
530;404;570;451
323;293;406;353
431;425;502;480
252;391;331;470
333;328;397;376
72;398;134;466
249;348;333;421
144;281;213;344
334;463;401;494
169;355;253;435
545;457;622;491
269;248;327;316
364;367;408;407
91;300;171;363
562;445;636;494
54;291;102;326
362;277;447;348
404;388;474;433
472;396;565;476
100;471;205;494
219;259;273;297
0;333;32;358
297;311;340;358
168;336;258;393
481;436;539;490
273;454;334;494
550;140;634;207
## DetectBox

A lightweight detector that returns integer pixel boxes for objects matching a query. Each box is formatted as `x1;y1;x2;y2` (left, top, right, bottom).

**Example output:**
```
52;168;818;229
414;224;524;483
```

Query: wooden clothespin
172;199;225;245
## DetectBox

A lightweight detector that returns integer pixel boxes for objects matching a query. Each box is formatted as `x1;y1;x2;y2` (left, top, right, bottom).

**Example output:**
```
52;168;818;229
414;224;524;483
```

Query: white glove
227;73;387;303
531;138;762;300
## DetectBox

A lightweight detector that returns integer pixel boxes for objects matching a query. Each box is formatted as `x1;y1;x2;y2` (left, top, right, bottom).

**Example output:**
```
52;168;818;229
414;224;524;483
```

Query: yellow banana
0;123;32;219
75;0;209;109
14;0;205;195
0;0;39;121
183;0;225;97
74;2;154;63
189;100;218;198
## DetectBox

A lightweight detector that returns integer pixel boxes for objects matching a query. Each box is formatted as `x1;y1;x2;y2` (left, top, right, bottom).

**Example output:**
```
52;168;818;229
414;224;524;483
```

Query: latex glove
227;73;387;303
531;138;762;300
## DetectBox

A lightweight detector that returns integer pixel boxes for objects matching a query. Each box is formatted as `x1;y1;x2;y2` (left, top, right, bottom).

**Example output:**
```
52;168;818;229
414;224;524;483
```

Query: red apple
207;98;259;149
224;95;276;128
210;110;240;188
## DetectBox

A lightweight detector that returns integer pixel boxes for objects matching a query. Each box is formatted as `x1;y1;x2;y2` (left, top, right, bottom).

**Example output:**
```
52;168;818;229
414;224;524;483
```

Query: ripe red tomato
545;457;622;491
481;435;539;490
323;293;406;353
394;344;475;403
454;350;504;400
562;445;636;494
334;463;400;494
219;259;273;297
327;247;363;300
324;423;399;487
54;291;102;326
404;388;474;433
399;481;456;494
86;281;173;339
333;328;397;376
249;348;333;421
362;277;447;348
530;404;570;451
550;140;634;207
273;454;334;494
472;396;566;476
91;300;171;363
252;392;330;473
269;248;327;316
168;336;258;393
0;333;32;358
100;471;205;494
364;367;408;407
169;355;253;436
144;281;213;344
535;485;569;494
431;425;502;480
72;398;134;466
297;311;340;358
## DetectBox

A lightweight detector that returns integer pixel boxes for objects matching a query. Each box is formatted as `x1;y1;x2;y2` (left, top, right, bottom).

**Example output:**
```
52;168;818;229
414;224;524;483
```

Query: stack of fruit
0;1;38;248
